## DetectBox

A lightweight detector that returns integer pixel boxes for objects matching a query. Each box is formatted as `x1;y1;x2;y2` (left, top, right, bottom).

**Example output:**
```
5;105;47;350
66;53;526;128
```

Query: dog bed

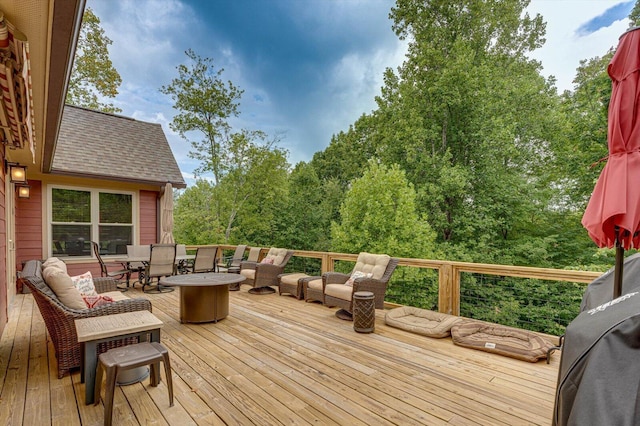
451;320;555;362
385;306;462;338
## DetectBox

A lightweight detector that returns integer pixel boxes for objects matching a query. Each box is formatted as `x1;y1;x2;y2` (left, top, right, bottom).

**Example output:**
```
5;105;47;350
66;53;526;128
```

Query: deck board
0;285;560;425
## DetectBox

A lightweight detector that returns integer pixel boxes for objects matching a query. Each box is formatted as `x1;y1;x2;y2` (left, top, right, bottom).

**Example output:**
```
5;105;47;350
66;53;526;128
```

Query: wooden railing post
321;253;331;274
438;263;453;315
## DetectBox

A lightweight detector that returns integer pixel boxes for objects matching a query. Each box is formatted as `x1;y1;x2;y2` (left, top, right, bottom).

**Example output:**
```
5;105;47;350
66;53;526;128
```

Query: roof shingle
52;105;186;188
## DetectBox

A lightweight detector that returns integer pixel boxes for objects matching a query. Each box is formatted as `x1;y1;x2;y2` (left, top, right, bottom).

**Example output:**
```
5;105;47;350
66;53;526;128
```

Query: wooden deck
0;286;560;425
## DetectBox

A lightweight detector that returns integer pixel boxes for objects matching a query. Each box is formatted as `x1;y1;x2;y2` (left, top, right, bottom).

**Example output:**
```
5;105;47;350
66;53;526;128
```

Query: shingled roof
51;105;186;188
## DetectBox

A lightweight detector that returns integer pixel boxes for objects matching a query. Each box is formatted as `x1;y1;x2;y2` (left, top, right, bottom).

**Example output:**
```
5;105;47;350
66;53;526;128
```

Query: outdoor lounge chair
191;245;218;273
240;247;294;294
19;259;152;378
92;241;131;289
323;252;399;320
218;244;247;273
142;243;176;293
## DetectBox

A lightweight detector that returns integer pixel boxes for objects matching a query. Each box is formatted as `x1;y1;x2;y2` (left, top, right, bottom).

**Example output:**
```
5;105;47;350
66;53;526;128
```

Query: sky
86;0;634;185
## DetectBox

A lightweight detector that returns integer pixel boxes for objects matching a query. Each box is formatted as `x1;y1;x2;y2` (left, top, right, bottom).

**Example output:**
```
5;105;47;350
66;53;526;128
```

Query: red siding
0;157;6;333
140;190;158;244
16;181;43;268
10;186;160;296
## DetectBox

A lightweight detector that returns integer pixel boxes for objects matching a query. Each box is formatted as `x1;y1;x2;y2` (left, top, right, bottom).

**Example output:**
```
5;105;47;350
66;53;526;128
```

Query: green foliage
331;161;436;258
173;180;226;244
66;8;122;113
160;49;243;184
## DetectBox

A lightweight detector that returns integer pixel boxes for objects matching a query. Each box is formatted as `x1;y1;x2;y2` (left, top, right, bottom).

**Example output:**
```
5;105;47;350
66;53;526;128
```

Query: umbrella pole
614;242;624;299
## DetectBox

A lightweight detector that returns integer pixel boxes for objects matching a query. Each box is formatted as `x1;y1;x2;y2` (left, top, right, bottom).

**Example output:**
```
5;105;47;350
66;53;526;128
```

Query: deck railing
190;245;603;335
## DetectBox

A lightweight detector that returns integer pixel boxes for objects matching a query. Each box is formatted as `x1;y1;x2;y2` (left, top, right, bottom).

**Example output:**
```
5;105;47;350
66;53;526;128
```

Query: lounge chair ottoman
385;306;462;338
451;320;555;362
278;273;309;299
302;276;324;303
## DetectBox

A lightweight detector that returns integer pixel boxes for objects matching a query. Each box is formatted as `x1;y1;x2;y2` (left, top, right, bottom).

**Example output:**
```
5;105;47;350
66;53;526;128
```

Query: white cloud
527;0;629;92
86;0;632;182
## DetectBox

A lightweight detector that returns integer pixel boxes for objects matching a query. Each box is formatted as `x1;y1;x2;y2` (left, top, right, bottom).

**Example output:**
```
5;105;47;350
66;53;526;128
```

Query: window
50;187;135;257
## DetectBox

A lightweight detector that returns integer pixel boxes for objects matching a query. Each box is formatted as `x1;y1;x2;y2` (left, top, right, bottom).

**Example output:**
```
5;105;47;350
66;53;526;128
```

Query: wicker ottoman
278;273;309;299
302;276;324;303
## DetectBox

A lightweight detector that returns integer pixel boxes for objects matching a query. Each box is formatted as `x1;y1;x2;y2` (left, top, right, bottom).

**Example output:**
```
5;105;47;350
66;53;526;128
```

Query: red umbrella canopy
582;28;640;250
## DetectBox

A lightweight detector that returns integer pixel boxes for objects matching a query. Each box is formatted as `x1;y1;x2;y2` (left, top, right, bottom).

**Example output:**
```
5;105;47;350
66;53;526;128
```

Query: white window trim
46;184;139;259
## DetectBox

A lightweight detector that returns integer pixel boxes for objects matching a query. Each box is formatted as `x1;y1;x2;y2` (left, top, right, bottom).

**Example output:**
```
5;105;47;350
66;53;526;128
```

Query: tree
331;161;436;258
215;130;289;243
629;0;640;27
173;180;225;244
66;8;122;113
370;0;562;263
160;49;243;184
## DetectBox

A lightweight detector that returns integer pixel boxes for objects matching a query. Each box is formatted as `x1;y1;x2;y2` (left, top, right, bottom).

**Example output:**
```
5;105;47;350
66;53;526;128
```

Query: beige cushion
280;273;309;285
240;269;256;280
307;278;322;290
42;257;67;273
102;291;130;302
264;247;288;266
385;306;462;338
43;268;86;310
325;283;353;301
354;252;390;280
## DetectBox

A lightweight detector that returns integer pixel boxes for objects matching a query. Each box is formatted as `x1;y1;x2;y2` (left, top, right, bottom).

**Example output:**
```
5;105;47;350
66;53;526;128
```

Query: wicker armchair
240;248;294;294
323;254;399;320
20;260;152;378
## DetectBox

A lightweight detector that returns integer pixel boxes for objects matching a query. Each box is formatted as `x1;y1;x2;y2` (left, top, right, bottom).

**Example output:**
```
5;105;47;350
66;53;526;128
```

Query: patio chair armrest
322;272;350;286
240;260;258;270
220;254;243;267
94;277;120;293
353;278;388;308
255;263;284;275
71;297;152;316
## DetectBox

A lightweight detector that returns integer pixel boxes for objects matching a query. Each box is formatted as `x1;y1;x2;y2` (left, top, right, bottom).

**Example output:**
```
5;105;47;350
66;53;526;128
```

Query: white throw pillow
345;270;372;287
71;271;97;296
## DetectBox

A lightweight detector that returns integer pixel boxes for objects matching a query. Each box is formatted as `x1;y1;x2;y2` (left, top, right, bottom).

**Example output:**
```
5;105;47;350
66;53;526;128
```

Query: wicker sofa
19;260;152;378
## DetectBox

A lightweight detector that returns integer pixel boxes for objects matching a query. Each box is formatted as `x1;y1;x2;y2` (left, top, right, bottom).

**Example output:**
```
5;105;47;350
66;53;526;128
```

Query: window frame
47;184;138;259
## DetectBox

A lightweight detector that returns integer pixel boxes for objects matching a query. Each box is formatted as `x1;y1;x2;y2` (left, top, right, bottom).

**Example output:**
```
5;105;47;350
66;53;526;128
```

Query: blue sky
87;0;632;185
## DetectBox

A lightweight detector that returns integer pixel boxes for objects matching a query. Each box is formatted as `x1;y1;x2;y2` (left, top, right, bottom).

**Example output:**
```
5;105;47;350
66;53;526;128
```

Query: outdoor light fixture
5;160;27;183
16;184;29;199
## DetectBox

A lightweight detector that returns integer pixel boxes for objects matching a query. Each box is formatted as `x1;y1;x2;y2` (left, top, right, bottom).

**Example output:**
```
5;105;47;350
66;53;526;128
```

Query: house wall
16;180;43;266
140;190;158;244
14;178;162;286
0;154;6;333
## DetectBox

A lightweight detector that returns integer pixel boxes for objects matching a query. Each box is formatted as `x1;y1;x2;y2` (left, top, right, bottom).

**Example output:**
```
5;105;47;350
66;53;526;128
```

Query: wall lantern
16;184;29;199
5;161;27;183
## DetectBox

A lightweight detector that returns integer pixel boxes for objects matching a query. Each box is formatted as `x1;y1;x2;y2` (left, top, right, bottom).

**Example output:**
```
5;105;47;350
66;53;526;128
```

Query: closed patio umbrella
582;26;640;299
160;182;175;244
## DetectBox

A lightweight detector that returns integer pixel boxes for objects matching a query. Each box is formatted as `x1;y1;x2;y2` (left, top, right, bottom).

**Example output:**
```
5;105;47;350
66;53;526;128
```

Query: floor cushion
451;320;555;362
385;306;462;338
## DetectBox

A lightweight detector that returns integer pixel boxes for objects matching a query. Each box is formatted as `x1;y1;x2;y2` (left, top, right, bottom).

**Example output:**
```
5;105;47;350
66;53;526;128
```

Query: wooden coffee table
160;273;245;323
75;310;163;404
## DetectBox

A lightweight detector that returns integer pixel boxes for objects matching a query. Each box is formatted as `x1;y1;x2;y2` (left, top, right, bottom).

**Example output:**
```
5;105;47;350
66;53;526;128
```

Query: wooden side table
75;310;163;404
353;291;375;333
